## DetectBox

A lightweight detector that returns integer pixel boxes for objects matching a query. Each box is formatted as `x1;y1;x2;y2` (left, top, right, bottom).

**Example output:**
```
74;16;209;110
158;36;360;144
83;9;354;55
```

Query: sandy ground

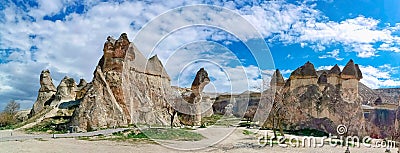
0;127;399;153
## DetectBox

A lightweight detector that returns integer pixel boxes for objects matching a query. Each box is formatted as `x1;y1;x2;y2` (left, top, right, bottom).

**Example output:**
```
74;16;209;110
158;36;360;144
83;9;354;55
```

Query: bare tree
4;100;20;115
0;100;20;127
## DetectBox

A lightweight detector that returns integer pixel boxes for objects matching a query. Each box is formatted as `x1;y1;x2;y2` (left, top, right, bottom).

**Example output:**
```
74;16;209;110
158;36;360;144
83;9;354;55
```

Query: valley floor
0;127;398;153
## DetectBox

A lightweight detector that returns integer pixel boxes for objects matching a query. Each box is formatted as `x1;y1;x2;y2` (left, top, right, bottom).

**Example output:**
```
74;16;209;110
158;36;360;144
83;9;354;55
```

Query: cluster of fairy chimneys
270;59;363;90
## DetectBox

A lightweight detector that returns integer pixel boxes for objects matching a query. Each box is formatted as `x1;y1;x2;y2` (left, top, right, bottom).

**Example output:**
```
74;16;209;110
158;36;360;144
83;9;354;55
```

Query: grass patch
140;128;204;141
242;130;254;135
201;114;223;127
238;122;257;127
0;125;16;130
285;128;328;137
24;118;68;134
78;128;204;143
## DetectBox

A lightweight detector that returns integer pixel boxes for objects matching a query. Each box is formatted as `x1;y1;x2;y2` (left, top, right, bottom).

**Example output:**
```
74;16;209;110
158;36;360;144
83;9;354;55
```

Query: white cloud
318;64;400;89
318;49;343;60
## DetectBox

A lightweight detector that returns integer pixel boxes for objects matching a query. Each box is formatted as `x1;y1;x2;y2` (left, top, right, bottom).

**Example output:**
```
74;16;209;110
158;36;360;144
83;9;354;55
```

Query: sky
1;0;400;110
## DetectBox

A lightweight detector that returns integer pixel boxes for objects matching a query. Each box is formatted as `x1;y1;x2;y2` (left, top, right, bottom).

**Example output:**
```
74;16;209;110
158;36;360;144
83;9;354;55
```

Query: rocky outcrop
288;61;318;91
340;59;361;102
54;76;77;104
178;68;211;126
191;68;210;97
70;33;180;131
328;64;341;76
327;64;341;86
290;61;318;79
317;72;328;84
275;83;366;136
374;88;400;104
341;59;362;80
270;69;285;87
76;79;90;100
30;70;57;116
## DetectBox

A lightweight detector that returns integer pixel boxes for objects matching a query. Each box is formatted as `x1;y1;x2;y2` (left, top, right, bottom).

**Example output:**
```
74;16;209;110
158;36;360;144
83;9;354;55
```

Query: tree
0;100;20;127
4;100;20;115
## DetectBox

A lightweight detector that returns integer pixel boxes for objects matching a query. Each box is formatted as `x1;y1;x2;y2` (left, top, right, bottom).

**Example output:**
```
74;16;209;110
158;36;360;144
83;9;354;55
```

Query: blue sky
1;0;400;110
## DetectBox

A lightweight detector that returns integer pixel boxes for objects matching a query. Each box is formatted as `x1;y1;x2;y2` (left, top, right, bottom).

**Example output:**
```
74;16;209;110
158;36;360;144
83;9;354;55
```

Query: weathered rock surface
270;69;285;87
341;59;362;80
178;68;211;126
328;64;341;76
76;79;90;100
374;88;400;104
30;70;57;116
70;33;180;131
54;76;78;104
211;60;399;139
289;61;318;79
275;83;366;136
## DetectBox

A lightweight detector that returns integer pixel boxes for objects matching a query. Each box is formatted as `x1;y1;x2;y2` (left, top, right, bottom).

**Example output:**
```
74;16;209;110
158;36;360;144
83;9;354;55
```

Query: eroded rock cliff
70;33;179;131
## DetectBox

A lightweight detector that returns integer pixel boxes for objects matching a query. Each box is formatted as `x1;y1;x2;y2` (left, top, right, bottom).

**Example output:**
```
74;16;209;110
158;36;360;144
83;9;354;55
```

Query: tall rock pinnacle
30;70;57;116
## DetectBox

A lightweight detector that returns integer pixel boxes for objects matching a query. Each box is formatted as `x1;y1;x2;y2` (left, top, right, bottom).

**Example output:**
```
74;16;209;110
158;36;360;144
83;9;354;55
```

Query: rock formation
76;79;90;100
327;64;341;86
288;61;318;91
70;33;179;131
27;32;399;140
178;68;211;126
340;59;362;102
54;76;78;104
30;70;57;116
270;69;285;88
274;60;367;135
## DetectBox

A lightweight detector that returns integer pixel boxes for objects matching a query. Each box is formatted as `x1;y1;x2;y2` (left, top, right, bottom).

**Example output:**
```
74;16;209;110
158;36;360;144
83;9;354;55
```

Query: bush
285;128;328;137
0;112;16;127
0;100;21;128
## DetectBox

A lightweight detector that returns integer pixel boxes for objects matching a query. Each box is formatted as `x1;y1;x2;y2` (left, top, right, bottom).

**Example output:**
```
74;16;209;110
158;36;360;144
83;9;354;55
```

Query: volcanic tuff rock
270;69;285;87
54;76;78;104
328;64;341;76
374;88;400;104
70;33;179;131
341;59;362;80
191;68;210;98
30;70;57;116
289;61;318;79
178;68;212;126
75;79;90;100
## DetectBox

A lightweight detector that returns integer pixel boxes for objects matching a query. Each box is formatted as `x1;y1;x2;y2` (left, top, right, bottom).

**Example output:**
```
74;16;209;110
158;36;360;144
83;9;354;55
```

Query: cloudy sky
1;0;400;110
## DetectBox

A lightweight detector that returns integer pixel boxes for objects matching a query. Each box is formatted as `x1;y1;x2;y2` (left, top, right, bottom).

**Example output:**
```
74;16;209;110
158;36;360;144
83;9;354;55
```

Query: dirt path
0;128;129;142
0;127;398;153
